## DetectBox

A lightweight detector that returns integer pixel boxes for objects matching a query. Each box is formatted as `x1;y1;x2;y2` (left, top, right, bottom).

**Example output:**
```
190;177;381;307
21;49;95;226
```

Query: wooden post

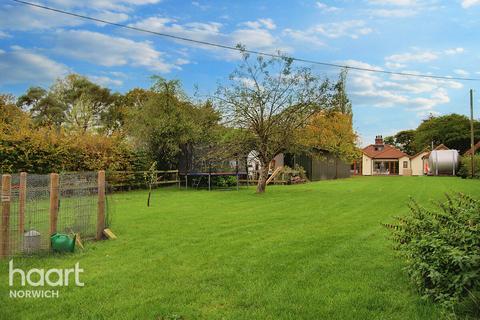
19;172;27;234
96;170;106;240
470;89;475;178
49;173;59;240
1;175;11;258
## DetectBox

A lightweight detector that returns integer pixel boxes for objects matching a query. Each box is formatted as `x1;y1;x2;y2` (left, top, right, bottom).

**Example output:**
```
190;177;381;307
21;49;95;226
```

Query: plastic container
50;233;76;253
23;230;41;254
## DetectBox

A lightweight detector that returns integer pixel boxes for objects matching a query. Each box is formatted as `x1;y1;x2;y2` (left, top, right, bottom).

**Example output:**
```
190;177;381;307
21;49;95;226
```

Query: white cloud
130;17;286;59
366;0;438;17
315;20;373;39
385;61;407;69
316;2;340;12
341;59;462;115
368;0;418;5
191;1;209;10
0;0;161;31
283;29;325;47
367;8;418;17
130;17;223;43
52;30;182;73
0;46;69;85
385;51;438;64
444;47;465;55
88;75;123;87
0;30;10;38
241;18;276;30
92;11;130;23
461;0;480;8
283;20;372;46
453;69;469;76
47;0;161;12
0;3;84;31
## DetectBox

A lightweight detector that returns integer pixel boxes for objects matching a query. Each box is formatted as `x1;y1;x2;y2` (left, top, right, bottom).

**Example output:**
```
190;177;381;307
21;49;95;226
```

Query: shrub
457;155;480;179
211;175;237;188
386;193;480;310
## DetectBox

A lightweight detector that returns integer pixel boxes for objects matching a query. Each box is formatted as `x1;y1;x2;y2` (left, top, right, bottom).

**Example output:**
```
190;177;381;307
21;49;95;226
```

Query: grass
1;176;479;319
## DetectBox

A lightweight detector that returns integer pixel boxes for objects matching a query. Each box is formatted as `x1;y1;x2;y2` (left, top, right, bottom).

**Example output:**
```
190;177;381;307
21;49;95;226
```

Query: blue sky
1;0;480;145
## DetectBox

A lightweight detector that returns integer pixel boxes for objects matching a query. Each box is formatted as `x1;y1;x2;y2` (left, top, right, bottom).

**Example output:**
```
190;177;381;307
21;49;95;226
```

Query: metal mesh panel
1;172;110;258
58;172;98;240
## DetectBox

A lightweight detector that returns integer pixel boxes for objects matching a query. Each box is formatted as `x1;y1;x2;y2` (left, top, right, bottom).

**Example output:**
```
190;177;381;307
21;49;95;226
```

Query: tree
414;114;480;153
384;130;416;155
1;94;31;135
331;69;352;115
17;87;65;127
216;50;330;193
144;161;157;207
52;74;114;132
298;111;359;178
127;77;201;168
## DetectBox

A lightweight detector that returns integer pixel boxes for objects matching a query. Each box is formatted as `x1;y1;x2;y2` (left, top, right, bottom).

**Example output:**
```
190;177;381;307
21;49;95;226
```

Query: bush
211;175;237;188
457;155;480;179
386;193;480;310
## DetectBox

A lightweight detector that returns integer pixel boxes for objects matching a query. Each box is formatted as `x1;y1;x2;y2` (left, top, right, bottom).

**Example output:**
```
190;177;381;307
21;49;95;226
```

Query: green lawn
1;176;479;320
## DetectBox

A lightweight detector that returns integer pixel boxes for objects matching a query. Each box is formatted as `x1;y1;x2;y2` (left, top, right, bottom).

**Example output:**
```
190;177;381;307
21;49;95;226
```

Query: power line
10;0;480;82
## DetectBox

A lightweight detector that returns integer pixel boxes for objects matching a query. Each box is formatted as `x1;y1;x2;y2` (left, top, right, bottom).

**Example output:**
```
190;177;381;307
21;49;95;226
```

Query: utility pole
470;89;475;178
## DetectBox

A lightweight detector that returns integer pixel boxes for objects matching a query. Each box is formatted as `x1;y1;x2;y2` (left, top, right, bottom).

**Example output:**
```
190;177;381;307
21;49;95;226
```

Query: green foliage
386;193;480;311
457;155;480;179
384;130;416;155
331;68;352;115
217;51;331;192
414;114;480;153
211;175;237;188
17;86;66;127
127;77;221;169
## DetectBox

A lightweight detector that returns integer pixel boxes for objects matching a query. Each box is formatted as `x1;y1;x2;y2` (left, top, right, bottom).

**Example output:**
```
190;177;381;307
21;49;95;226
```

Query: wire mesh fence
0;171;110;258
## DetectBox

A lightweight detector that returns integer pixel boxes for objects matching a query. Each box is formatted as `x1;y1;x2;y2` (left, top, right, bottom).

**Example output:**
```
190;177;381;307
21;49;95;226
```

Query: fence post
19;172;27;235
96;170;106;240
1;174;11;258
49;173;59;243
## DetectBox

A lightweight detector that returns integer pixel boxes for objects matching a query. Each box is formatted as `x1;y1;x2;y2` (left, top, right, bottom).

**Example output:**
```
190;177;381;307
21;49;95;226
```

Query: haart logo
8;260;84;298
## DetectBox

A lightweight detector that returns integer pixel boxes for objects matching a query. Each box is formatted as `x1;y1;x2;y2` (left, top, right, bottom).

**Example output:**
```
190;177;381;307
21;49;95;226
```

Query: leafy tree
216;50;330;193
298;111;360;178
17;87;66;127
1;94;29;132
331;69;352;115
384;130;416;155
414;114;480;153
52;74;114;132
127;77;202;169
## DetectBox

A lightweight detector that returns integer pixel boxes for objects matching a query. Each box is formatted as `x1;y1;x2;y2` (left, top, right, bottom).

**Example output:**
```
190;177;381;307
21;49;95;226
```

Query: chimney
375;135;384;145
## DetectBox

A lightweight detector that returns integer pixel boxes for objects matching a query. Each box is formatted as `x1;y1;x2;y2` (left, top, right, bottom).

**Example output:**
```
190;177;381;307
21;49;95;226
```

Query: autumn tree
216;51;330;193
298;111;359;179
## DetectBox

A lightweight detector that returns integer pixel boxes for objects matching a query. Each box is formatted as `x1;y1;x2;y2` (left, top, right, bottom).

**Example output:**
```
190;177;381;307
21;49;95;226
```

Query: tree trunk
335;158;338;180
256;161;269;193
147;185;152;207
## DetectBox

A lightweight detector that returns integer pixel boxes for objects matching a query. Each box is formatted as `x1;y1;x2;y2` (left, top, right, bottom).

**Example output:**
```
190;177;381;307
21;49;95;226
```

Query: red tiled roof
362;144;407;159
464;141;480;156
